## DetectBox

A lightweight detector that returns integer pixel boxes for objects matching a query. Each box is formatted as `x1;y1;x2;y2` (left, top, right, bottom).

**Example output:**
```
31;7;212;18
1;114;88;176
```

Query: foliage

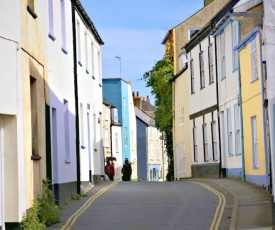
143;57;174;181
37;180;60;226
71;193;81;200
20;179;60;229
20;200;46;230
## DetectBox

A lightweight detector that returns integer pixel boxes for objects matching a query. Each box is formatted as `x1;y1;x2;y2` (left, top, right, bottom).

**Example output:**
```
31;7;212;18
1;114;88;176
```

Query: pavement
47;178;275;230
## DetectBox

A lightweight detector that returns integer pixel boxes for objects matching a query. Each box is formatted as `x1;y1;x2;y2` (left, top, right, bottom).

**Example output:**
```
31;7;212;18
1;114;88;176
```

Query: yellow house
236;27;269;188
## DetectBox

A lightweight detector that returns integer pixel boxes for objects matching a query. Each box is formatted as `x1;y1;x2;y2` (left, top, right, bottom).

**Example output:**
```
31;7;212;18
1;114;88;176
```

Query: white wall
47;0;77;185
75;11;103;179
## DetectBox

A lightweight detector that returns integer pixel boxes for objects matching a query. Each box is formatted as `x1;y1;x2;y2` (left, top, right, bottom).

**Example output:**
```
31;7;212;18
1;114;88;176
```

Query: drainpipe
0;117;5;230
214;37;223;178
71;0;81;194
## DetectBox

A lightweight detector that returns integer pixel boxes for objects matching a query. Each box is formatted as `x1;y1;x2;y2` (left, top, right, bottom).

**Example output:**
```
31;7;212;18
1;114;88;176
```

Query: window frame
227;107;233;155
220;31;226;80
250;38;258;82
200;51;205;89
208;44;214;84
203;123;208;161
251;116;259;168
231;20;239;71
190;58;195;94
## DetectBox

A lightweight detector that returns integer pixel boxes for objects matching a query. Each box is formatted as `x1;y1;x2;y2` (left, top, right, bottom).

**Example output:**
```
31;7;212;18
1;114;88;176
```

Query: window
112;108;118;123
203;124;208;161
179;105;184;126
211;121;218;160
91;42;94;78
115;133;119;152
251;39;258;82
61;0;67;52
234;104;241;155
64;100;70;161
182;144;186;172
220;31;226;79
188;27;201;40
227;107;233;155
98;51;101;84
85;32;88;72
178;51;187;70
232;21;239;71
48;0;55;39
131;130;134;150
77;21;81;65
251;116;258;168
150;127;153;140
157;145;160;160
124;127;128;146
208;44;214;83
193;126;198;162
200;52;205;88
190;59;195;94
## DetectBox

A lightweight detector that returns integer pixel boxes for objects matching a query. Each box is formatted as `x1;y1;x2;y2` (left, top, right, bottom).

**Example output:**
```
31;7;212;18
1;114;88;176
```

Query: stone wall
191;163;220;178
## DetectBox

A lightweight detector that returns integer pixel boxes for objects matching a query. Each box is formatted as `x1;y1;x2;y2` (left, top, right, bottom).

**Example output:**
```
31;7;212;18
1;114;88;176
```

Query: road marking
192;181;226;230
61;181;119;230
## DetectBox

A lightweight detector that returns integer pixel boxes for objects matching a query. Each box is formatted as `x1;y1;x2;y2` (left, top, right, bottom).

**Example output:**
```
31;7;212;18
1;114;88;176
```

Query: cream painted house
73;0;104;188
0;0;49;227
167;0;230;180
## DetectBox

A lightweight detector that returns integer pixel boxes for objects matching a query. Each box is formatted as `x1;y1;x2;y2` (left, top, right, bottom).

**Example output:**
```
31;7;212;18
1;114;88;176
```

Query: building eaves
234;26;260;52
103;98;116;108
135;107;155;126
102;78;129;84
171;63;188;82
183;0;240;53
75;0;104;45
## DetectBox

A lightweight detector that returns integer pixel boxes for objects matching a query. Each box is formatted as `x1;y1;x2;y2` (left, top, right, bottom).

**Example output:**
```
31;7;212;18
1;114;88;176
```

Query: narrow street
56;181;233;230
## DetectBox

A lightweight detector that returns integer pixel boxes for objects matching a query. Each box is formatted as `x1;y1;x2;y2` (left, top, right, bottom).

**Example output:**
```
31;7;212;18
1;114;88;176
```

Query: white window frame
200;52;205;88
64;100;70;161
48;0;54;38
60;0;67;51
220;31;226;79
234;104;241;155
124;127;128;146
203;124;208;161
251;38;258;82
193;126;198;162
208;44;214;83
190;59;195;94
227;107;233;155
77;20;81;64
211;121;218;160
104;129;109;147
232;21;239;71
251;116;259;168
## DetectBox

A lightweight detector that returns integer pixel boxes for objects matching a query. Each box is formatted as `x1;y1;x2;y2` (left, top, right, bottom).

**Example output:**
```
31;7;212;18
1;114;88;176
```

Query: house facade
212;14;243;178
102;78;134;178
73;0;104;188
0;0;49;227
236;27;269;188
167;0;230;180
47;0;77;205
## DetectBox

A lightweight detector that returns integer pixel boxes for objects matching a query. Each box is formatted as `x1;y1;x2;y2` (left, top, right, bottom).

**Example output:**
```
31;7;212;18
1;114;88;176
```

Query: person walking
105;161;115;181
121;158;132;181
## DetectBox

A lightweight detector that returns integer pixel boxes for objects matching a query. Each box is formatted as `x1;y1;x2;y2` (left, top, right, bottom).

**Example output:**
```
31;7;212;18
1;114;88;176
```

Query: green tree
143;57;174;181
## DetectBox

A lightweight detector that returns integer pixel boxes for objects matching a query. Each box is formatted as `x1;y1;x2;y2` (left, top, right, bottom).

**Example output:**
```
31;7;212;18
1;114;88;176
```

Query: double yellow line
61;181;119;230
192;181;226;230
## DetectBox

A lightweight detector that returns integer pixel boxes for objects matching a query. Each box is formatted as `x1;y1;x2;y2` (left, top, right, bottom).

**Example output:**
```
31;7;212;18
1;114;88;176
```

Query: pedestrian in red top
105;161;115;181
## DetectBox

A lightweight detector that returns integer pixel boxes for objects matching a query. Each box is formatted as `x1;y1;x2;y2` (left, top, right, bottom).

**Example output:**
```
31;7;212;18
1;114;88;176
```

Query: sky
80;0;204;105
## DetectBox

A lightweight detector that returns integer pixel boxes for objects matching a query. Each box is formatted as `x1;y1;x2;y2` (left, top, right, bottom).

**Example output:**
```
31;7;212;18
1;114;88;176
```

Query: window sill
31;155;41;161
235;153;241;156
221;76;226;81
81;145;86;149
251;78;259;83
253;166;259;169
204;160;209;162
99;83;102;87
27;6;37;19
86;69;90;74
200;86;205;90
62;47;68;55
48;33;56;41
78;61;83;67
232;67;238;73
191;92;195;95
228;154;234;157
92;76;95;80
209;81;214;85
65;160;71;164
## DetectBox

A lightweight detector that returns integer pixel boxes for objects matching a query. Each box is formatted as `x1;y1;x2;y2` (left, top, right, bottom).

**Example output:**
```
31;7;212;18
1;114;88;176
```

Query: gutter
71;0;81;194
0;117;5;230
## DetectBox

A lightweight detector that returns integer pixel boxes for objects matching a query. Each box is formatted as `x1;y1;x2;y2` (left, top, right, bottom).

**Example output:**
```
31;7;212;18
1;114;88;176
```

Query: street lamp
115;56;122;77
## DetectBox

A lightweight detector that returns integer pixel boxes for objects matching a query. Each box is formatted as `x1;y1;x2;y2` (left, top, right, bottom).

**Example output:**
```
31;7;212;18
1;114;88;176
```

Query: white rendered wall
75;11;103;179
47;0;77;185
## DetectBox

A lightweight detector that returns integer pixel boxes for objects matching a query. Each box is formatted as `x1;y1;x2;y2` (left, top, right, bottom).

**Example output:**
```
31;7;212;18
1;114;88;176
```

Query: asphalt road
59;180;233;230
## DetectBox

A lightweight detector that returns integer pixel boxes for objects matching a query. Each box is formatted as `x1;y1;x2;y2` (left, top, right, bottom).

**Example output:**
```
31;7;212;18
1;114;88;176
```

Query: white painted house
185;29;220;177
0;0;49;228
74;0;104;188
47;0;77;204
211;11;243;178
